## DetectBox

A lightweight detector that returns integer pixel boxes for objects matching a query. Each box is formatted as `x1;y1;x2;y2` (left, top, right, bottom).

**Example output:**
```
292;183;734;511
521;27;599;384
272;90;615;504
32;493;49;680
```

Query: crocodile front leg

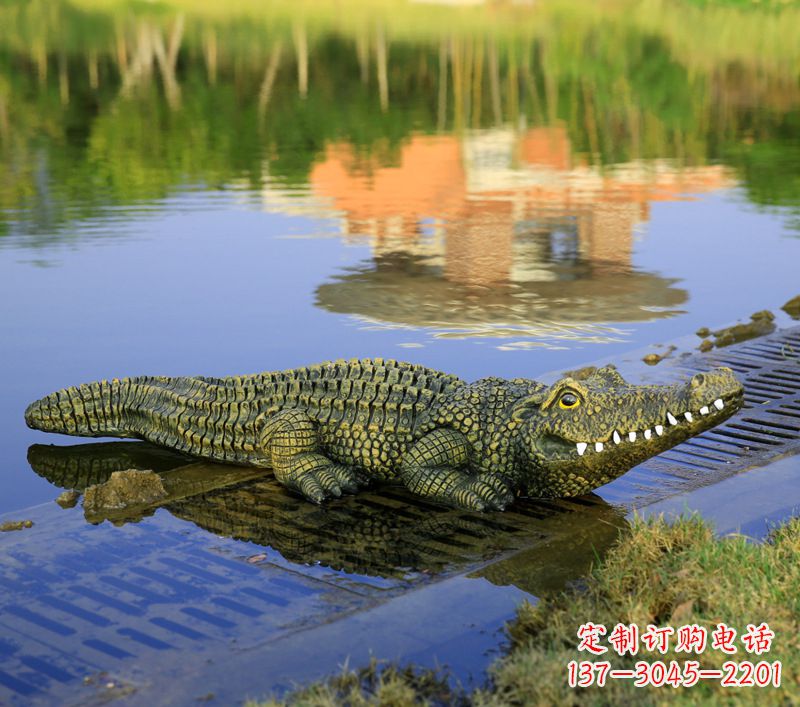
261;410;365;503
399;428;515;511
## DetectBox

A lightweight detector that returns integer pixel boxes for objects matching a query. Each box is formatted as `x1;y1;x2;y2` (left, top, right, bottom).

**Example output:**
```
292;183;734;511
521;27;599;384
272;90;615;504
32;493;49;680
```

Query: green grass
253;514;800;705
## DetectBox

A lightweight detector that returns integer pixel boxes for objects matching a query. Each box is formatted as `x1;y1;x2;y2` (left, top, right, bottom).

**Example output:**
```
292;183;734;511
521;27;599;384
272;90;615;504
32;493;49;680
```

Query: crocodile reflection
29;442;629;594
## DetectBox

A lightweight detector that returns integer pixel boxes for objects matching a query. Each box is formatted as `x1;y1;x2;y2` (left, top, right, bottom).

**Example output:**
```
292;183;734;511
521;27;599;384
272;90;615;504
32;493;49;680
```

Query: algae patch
83;469;167;517
0;519;33;532
642;345;676;366
56;489;81;508
698;309;776;350
782;294;800;320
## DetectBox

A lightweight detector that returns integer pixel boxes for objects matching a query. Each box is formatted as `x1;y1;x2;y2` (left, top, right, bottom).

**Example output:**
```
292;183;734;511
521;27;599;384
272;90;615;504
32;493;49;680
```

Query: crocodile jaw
518;367;744;497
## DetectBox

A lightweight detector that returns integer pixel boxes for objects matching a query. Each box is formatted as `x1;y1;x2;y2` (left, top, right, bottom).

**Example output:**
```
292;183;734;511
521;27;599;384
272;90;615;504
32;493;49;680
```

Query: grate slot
743;382;792;398
643;463;706;482
727;422;798;441
742;416;800;433
659;453;715;470
748;379;800;396
744;395;779;407
757;372;800;389
766;408;800;423
699;432;761;451
679;440;741;457
741;340;793;353
713;361;756;374
661;446;731;465
0;668;39;696
711;355;764;371
738;345;795;362
707;428;782;446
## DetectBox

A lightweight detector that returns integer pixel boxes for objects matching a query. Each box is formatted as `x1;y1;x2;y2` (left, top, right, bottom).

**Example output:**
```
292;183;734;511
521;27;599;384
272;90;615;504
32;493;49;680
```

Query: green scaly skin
24;358;744;511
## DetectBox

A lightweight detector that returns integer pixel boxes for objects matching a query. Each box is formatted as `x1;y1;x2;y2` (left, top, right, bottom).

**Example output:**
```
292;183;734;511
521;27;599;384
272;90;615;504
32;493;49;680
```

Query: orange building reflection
310;125;733;285
305;125;733;340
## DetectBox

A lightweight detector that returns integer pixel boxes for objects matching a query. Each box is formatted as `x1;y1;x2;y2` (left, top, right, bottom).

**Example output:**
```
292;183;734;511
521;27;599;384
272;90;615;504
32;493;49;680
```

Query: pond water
2;0;799;516
1;0;800;700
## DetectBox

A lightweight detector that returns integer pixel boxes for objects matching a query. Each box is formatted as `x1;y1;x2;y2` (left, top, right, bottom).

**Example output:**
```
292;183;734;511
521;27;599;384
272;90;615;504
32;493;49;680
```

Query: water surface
1;2;800;701
1;0;799;561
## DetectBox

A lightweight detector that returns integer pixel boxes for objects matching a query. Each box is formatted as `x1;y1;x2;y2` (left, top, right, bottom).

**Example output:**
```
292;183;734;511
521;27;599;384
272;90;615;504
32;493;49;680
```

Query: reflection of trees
0;1;799;242
28;440;629;594
119;17;184;109
724;110;800;227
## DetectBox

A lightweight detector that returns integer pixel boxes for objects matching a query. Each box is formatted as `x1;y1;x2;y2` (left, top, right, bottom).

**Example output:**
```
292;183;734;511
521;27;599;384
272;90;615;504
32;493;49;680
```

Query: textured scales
25;358;744;511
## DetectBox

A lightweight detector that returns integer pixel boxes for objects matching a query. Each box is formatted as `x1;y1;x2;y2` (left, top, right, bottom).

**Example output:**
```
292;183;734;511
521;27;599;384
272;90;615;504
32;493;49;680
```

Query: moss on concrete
0;520;33;532
83;469;167;517
782;295;800;320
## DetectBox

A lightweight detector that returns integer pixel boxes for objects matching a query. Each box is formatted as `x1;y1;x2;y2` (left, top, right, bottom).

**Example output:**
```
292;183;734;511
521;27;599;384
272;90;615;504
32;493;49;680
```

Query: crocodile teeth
595;442;604;453
644;429;652;440
576;442;588;456
628;431;637;442
714;398;724;410
655;425;664;436
612;431;620;444
684;412;693;422
667;412;679;426
700;406;710;416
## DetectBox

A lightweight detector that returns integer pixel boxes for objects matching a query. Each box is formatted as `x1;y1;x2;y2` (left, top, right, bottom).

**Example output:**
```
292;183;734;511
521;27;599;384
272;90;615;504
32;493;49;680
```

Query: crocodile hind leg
261;409;365;503
399;428;515;511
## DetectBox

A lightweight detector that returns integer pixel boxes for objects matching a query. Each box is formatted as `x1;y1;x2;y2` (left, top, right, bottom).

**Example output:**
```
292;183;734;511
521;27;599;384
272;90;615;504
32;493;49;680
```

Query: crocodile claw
296;473;328;504
329;464;367;495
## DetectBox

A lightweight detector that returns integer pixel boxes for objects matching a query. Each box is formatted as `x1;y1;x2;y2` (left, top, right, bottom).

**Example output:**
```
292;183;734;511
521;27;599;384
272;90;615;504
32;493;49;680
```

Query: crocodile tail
25;379;135;438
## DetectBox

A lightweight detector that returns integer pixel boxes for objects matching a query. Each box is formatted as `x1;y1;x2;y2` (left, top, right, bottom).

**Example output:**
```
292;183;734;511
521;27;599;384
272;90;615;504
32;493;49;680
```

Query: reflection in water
308;128;735;341
310;129;734;261
2;3;799;244
1;3;798;347
317;252;686;343
28;442;628;594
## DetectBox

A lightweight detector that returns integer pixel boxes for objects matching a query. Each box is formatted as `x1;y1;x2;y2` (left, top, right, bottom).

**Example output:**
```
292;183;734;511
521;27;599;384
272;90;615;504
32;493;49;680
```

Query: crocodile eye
558;392;580;410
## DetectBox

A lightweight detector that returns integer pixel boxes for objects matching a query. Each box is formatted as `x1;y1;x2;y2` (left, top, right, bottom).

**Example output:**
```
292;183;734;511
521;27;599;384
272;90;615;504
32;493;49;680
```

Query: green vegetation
484;514;799;705
250;661;465;707
1;0;799;242
254;514;800;705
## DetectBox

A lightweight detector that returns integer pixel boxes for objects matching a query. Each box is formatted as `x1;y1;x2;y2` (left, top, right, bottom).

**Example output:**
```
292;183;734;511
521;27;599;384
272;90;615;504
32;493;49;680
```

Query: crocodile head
512;365;743;497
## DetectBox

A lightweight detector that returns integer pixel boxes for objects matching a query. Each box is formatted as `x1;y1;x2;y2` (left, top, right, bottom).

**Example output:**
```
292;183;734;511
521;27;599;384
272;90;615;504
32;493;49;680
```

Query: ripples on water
1;1;799;512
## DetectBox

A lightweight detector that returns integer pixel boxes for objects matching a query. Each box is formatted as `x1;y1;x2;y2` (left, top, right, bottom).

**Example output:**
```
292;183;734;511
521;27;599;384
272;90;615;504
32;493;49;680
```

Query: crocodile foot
452;474;515;512
288;463;367;504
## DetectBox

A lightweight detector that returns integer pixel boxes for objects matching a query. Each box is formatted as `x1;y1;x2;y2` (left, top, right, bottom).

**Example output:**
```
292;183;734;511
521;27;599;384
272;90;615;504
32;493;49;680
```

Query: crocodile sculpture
25;359;743;511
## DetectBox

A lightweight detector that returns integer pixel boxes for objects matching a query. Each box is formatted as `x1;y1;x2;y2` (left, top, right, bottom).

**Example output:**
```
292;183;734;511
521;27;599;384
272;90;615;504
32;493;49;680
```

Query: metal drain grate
599;326;800;506
0;506;380;705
